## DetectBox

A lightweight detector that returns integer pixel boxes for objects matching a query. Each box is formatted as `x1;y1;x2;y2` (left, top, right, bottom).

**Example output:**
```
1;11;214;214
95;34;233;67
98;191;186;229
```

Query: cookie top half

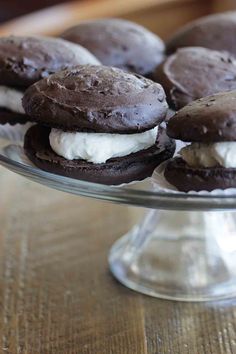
166;11;236;55
61;18;164;77
167;91;236;142
154;47;236;110
23;65;168;133
0;36;100;88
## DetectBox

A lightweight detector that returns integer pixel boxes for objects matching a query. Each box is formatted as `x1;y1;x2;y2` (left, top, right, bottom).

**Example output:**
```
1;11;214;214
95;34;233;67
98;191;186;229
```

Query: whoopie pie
23;65;175;185
153;47;236;110
61;18;165;77
166;11;236;56
165;91;236;191
0;36;100;125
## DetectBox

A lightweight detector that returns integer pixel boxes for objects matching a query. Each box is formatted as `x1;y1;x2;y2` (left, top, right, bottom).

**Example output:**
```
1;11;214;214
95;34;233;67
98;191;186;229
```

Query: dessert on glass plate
1;15;236;302
164;90;236;191
23;65;175;185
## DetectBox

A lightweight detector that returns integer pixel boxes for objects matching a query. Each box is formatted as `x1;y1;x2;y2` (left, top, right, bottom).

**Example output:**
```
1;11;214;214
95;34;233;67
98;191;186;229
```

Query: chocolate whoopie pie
0;36;100;125
23;65;175;185
153;47;236;110
164;91;236;191
61;18;165;77
166;11;236;56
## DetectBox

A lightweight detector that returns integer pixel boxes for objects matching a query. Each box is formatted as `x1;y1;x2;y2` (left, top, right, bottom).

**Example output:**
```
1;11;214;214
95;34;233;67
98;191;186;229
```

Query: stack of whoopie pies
0;36;100;126
164;91;236;192
23;65;175;185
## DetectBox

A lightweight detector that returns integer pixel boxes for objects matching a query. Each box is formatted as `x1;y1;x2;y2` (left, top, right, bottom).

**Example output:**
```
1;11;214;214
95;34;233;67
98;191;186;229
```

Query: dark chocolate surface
61;18;165;77
24;125;175;185
0;36;100;87
164;157;236;192
154;47;236;110
0;108;29;125
23;65;168;133
167;91;236;142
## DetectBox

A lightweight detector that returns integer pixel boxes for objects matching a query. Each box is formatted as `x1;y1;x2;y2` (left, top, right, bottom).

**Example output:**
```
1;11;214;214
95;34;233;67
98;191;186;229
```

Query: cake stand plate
1;138;236;301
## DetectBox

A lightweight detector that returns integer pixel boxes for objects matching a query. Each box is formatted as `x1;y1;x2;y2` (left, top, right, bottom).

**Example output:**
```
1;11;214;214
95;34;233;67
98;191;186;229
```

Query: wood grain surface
0;166;236;354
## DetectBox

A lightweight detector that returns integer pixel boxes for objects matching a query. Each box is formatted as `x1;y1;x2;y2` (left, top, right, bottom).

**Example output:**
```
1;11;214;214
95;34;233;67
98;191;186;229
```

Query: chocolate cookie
167;91;236;142
165;91;236;191
25;125;175;185
0;36;100;87
23;65;168;134
0;108;29;125
0;36;100;126
23;64;174;184
61;18;164;77
153;47;236;110
164;157;236;192
166;11;236;56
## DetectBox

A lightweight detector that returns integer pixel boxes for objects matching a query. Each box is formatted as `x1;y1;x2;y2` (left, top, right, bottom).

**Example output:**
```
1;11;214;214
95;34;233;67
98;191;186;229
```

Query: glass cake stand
1;135;236;302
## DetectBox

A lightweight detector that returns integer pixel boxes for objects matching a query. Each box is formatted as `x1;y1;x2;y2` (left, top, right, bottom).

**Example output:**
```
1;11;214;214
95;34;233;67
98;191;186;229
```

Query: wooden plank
143;298;236;354
0;167;236;353
0;0;208;37
0;167;147;354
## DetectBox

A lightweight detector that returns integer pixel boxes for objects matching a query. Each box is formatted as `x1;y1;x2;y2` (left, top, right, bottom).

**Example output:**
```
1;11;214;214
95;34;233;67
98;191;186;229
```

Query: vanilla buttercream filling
0;86;24;114
49;126;158;164
180;142;236;168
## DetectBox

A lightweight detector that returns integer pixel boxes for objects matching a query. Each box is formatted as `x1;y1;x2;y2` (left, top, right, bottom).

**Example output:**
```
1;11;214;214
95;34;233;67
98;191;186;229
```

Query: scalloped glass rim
1;142;236;210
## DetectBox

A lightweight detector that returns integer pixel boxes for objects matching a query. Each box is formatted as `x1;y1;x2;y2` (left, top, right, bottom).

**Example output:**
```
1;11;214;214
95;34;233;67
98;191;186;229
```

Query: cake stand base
109;209;236;301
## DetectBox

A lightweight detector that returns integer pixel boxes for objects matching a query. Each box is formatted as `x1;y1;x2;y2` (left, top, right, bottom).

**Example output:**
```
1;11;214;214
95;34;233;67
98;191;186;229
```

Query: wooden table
0;166;235;354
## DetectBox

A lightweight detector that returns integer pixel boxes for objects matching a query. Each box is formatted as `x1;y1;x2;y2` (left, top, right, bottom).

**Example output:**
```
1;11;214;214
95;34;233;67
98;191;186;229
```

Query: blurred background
0;0;235;23
0;0;76;22
0;1;235;40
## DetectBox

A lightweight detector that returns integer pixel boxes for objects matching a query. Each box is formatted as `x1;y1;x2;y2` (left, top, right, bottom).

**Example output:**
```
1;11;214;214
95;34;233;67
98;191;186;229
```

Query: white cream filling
180;142;236;168
49;126;158;164
0;86;24;114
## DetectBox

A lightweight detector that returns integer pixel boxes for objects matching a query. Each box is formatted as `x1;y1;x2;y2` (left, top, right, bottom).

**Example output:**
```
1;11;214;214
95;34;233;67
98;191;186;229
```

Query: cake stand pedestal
109;209;236;301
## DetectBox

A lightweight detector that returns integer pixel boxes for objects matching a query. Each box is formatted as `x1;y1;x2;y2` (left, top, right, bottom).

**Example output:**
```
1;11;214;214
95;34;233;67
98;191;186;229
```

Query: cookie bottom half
164;157;236;192
0;108;30;125
24;124;175;185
